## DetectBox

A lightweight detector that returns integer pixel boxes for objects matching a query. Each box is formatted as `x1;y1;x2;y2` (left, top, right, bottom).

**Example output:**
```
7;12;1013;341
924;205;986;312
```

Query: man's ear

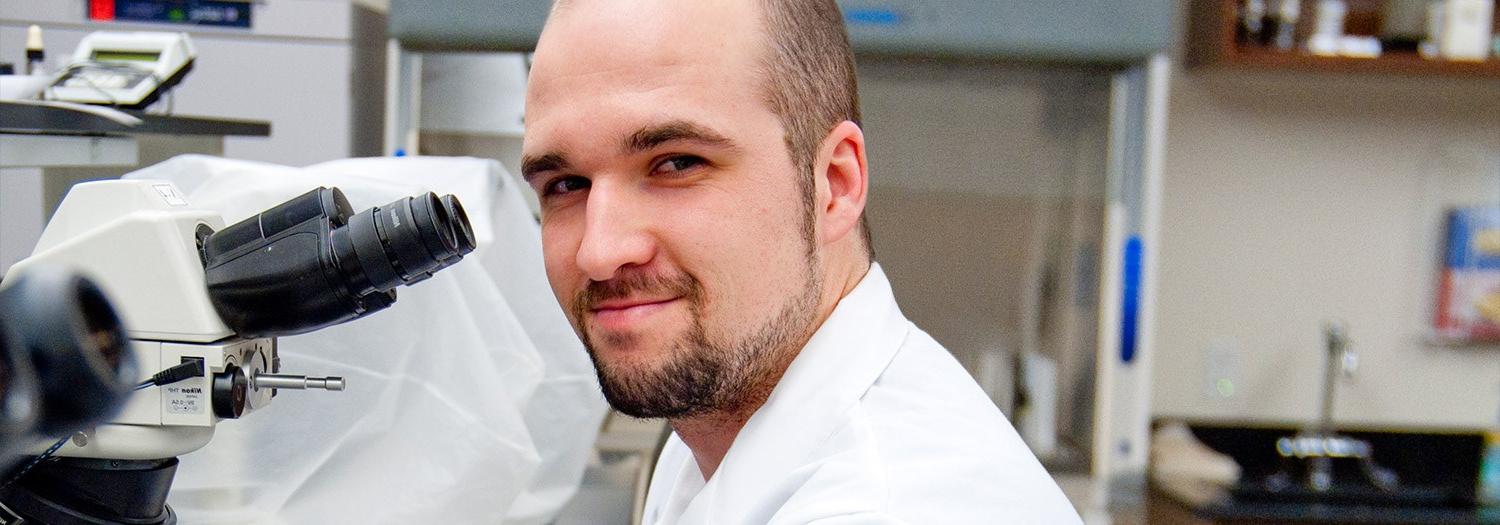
813;120;869;248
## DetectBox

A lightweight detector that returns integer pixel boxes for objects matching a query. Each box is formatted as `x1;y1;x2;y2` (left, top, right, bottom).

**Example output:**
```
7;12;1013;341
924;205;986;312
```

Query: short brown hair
756;0;872;259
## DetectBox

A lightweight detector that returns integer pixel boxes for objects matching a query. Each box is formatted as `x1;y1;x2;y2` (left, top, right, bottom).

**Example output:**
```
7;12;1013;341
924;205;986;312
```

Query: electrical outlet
1203;337;1241;401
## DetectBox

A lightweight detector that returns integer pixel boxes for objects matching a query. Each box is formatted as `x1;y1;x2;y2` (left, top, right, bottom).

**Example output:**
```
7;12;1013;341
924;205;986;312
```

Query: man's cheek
540;246;579;314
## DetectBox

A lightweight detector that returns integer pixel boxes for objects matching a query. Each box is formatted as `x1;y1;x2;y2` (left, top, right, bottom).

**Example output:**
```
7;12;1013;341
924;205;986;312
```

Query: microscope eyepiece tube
199;187;476;338
347;192;471;287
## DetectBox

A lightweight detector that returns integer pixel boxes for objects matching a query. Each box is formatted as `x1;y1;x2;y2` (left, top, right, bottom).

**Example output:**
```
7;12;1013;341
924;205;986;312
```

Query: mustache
572;270;702;315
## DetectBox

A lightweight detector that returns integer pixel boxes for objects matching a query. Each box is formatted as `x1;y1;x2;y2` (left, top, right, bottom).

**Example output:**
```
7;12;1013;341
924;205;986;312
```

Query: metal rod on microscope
254;373;346;391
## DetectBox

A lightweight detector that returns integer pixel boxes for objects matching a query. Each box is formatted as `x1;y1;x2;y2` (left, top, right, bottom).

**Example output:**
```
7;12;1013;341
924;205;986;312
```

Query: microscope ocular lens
79;283;127;371
0;268;136;436
441;194;477;258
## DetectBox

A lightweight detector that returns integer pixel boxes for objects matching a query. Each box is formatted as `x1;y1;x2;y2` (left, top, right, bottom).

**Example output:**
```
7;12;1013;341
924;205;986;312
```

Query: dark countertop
0;101;269;137
1151;476;1500;524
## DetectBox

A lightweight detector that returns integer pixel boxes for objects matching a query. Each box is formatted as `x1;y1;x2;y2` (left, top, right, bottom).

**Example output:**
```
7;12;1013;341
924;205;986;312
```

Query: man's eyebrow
623;120;740;154
521;152;569;183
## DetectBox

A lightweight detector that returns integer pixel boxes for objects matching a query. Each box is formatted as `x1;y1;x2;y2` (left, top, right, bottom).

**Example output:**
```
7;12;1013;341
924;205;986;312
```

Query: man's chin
593;357;697;418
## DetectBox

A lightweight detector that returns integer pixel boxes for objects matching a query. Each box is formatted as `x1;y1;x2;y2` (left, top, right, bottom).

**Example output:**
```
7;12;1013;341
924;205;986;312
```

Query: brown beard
571;263;820;419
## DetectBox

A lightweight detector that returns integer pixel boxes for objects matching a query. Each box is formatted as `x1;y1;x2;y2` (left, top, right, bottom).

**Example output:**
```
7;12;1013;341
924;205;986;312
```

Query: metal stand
0;456;178;524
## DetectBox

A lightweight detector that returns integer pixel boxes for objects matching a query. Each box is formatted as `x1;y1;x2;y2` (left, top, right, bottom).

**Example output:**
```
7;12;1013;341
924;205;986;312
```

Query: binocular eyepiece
0;268;137;458
199;188;477;338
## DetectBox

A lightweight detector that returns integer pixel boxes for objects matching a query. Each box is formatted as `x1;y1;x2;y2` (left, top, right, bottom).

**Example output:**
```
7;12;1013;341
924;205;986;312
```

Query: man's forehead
524;0;776;155
548;0;763;35
531;0;765;90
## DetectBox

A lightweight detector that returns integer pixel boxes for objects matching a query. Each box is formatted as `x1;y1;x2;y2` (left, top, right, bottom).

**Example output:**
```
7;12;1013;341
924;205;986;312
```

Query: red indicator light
89;0;116;21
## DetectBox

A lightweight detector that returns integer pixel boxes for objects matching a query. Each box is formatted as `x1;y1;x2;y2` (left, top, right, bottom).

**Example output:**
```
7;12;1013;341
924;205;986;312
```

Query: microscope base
0;456;178;525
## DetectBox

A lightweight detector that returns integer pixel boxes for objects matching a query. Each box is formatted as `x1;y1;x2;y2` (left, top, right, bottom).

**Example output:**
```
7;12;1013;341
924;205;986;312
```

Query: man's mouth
588;297;682;331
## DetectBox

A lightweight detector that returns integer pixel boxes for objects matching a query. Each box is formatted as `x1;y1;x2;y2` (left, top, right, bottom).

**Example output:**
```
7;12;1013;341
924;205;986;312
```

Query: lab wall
1151;69;1500;429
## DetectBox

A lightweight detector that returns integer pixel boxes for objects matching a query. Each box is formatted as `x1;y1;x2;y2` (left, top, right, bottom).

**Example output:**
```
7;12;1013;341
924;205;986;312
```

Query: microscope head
199;186;476;337
1;180;476;460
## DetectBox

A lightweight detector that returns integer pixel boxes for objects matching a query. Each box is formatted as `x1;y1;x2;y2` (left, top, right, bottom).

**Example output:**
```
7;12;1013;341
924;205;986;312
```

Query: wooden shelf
1226;49;1500;78
1187;0;1500;79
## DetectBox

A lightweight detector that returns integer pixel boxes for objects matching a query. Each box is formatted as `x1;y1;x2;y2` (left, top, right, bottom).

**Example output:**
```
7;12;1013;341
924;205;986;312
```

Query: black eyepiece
0;268;137;438
355;192;467;287
199;187;477;337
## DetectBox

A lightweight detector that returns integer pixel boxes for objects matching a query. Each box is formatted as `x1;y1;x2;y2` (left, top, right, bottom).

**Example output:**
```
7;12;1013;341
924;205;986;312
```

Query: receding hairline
542;0;778;52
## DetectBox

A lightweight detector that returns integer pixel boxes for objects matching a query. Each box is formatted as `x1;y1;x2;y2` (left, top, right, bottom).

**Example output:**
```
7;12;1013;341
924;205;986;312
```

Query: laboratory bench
0;101;269;137
1148;475;1500;524
0;100;270;274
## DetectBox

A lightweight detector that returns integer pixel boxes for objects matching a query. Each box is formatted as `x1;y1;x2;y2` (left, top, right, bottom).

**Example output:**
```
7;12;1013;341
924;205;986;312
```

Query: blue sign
92;0;252;29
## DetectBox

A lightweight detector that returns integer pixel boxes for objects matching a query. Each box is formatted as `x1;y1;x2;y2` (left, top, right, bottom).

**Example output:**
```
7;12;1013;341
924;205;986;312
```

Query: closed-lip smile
591;296;679;312
589;296;682;331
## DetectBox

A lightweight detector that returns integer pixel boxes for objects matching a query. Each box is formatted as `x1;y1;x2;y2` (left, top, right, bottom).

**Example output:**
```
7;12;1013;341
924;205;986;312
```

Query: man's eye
651;155;706;177
543;176;590;196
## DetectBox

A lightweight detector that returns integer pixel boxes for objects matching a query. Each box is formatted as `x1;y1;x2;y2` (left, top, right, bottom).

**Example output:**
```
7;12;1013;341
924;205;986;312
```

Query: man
521;0;1082;522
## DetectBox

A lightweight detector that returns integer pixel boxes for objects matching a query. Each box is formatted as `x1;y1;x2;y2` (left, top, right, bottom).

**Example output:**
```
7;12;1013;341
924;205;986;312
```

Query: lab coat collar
681;262;909;522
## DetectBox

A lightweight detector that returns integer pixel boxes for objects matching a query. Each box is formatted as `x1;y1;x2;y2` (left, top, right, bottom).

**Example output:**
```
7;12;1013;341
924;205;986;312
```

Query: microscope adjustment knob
212;364;248;419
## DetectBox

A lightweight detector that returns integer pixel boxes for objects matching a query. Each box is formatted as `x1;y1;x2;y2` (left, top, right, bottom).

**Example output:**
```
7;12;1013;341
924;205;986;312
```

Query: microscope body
2;176;473;524
6;180;274;460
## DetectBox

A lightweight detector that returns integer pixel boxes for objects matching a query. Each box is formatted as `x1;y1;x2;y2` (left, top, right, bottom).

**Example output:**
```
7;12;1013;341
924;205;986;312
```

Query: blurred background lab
1;1;1498;524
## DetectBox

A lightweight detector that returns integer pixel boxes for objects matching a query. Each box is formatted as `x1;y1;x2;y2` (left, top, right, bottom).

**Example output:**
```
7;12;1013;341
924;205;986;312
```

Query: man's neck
670;410;753;480
669;258;872;481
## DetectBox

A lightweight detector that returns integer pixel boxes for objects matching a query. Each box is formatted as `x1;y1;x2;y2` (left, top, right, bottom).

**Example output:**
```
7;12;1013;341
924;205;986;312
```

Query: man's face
523;0;822;418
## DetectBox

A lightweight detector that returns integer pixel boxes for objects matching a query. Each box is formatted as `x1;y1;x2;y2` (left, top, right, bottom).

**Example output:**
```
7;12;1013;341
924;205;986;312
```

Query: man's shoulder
852;323;1045;471
783;325;1082;523
860;324;1012;439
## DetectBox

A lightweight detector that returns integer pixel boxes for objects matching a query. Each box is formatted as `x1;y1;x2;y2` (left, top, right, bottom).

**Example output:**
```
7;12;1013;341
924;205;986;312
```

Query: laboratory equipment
1238;0;1268;45
47;31;196;109
0;268;136;467
0;179;475;524
1272;0;1303;51
1439;0;1496;61
7;3;389;165
24;25;44;75
1307;0;1347;56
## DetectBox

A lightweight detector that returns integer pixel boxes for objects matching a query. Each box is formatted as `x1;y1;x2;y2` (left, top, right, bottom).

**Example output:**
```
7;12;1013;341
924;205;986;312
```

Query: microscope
0;179;475;524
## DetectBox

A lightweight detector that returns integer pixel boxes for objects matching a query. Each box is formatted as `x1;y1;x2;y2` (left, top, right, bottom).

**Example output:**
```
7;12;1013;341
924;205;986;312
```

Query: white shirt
643;264;1082;524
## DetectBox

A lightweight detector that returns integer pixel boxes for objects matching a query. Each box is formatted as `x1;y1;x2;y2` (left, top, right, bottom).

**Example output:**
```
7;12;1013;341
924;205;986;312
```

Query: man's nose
575;180;656;282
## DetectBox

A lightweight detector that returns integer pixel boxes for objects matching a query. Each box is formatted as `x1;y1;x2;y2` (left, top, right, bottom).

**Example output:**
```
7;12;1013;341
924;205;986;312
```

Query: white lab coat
643;264;1082;524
